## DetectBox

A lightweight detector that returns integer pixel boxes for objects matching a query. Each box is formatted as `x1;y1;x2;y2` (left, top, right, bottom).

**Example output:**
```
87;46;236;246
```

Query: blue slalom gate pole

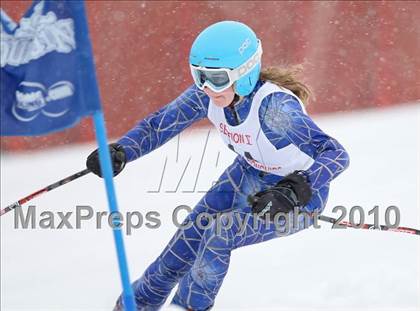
92;110;135;311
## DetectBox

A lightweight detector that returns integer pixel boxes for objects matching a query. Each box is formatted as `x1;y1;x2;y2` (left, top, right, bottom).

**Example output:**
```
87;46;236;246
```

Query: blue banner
1;0;101;136
1;2;136;309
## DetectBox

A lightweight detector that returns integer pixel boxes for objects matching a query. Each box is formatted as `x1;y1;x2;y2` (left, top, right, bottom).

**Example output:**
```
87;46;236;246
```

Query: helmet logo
238;38;251;55
237;48;260;76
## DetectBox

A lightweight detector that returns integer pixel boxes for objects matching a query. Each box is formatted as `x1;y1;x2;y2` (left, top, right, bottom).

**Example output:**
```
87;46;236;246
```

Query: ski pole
317;214;420;236
0;168;91;216
248;195;419;236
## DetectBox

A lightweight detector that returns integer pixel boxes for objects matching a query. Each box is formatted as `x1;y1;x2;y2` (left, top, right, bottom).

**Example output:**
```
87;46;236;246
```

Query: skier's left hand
248;171;312;220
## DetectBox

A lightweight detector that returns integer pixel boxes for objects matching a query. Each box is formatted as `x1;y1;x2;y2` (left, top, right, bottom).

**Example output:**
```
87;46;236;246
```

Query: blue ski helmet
189;21;262;96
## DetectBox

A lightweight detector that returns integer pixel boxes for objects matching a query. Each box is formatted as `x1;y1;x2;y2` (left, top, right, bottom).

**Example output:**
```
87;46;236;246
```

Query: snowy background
1;103;420;310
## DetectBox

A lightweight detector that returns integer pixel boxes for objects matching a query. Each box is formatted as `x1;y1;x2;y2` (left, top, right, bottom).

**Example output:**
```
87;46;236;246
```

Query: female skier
86;21;350;310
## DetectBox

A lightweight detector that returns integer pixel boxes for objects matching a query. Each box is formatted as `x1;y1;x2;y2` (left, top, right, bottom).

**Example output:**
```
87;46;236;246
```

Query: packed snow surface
1;103;419;310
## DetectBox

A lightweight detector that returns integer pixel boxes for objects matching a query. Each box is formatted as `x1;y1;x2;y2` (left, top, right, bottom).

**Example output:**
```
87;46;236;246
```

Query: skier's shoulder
257;81;304;118
263;81;302;111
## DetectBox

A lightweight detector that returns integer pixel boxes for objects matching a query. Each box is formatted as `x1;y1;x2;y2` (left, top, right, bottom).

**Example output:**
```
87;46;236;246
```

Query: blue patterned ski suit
115;80;350;310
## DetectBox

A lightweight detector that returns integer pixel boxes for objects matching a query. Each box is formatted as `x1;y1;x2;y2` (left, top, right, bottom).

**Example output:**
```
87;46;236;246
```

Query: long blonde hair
259;65;312;105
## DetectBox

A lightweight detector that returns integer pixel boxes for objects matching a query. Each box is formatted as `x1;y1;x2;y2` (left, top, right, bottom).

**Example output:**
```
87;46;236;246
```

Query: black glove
86;143;126;177
248;171;312;221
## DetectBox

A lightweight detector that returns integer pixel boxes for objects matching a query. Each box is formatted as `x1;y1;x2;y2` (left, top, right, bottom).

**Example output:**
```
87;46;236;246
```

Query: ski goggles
190;41;263;93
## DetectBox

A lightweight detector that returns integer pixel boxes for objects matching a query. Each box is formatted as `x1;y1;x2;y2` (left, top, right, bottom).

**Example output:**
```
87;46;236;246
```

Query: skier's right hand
86;143;127;177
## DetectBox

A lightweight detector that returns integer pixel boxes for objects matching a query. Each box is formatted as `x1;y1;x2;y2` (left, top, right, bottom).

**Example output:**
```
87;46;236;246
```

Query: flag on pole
1;0;100;135
0;1;135;309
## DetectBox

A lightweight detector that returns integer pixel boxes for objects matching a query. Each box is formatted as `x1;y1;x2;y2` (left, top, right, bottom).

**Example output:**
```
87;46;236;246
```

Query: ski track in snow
1;103;419;310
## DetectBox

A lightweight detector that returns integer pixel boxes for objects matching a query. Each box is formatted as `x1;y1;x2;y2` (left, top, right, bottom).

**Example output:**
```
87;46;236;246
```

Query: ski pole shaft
0;168;91;216
317;215;420;236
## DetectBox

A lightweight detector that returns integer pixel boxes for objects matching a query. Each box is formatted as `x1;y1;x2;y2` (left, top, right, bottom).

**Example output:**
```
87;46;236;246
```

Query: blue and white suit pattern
115;80;350;310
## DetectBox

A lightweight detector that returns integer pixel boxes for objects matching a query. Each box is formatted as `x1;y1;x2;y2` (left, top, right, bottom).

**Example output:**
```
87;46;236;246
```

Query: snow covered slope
1;103;419;310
